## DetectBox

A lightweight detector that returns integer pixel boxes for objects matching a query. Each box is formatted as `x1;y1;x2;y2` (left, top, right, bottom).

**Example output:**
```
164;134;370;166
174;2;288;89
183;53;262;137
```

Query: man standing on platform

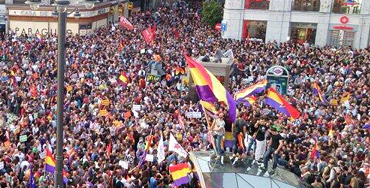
231;113;247;165
254;119;268;164
261;127;284;174
211;113;226;164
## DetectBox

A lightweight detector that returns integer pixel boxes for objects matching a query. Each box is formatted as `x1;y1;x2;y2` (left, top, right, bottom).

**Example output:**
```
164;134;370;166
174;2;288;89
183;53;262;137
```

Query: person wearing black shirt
246;119;257;155
261;127;283;174
231;113;247;164
254;120;268;163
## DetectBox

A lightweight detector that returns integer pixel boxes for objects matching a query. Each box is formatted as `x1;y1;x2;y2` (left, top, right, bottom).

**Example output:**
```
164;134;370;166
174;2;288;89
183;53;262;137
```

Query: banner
120;16;134;30
142;27;155;43
147;74;161;82
185;112;202;118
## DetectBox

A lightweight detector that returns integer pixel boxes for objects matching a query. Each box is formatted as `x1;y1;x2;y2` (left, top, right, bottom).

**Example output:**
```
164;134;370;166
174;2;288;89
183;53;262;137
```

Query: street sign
127;2;134;10
266;66;289;95
215;23;221;31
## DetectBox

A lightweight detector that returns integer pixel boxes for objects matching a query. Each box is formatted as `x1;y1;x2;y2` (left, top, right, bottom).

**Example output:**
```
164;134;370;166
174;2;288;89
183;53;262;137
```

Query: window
290;23;317;44
292;0;320;11
79;23;92;30
13;0;27;4
333;0;361;14
243;20;267;41
328;30;355;47
245;0;269;10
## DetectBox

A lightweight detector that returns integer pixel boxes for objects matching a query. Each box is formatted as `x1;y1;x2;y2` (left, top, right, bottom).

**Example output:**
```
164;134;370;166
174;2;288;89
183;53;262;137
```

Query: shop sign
340;16;349;24
329;24;358;31
13;27;73;36
333;25;354;30
9;7;110;18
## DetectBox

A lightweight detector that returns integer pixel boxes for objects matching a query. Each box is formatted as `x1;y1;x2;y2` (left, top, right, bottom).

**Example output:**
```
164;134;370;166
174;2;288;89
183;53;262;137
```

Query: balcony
292;0;320;12
245;0;269;10
332;0;361;14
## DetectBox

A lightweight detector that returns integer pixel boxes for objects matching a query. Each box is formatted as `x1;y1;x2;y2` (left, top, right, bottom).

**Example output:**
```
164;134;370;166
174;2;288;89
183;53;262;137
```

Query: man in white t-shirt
211;113;225;164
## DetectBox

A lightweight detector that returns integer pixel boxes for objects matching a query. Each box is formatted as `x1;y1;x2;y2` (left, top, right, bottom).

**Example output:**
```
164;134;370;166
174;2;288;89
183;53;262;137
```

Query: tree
202;0;223;27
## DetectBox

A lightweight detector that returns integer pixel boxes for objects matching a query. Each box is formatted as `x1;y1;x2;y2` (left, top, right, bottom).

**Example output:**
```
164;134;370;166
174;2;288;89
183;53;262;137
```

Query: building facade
222;0;370;49
5;0;119;36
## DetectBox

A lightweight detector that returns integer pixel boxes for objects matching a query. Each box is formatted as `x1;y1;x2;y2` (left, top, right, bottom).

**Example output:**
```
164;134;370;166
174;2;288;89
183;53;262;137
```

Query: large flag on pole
186;56;236;122
169;133;188;158
264;88;300;119
234;79;267;101
120;16;134;30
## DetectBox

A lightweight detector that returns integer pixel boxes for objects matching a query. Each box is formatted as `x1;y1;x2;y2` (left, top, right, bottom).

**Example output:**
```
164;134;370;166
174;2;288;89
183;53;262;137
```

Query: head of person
270;127;278;135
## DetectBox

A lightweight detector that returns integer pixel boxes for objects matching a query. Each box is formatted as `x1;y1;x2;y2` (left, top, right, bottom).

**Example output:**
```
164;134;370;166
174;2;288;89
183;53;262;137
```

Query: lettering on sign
9;8;110;17
332;25;354;30
14;27;73;36
147;74;161;82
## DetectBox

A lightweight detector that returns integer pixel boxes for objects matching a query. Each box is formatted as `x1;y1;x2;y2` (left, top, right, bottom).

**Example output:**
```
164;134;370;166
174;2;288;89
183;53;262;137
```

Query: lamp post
24;0;97;187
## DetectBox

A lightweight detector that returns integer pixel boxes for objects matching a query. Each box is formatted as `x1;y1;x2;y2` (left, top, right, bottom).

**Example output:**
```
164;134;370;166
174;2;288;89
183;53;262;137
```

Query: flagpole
201;105;217;155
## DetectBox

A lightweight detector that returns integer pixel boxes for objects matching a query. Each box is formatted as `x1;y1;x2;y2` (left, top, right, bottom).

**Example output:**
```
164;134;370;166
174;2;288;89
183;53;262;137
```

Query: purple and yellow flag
186;56;236;122
264;88;300;119
234;80;267;102
242;96;257;107
45;149;68;184
199;100;218;115
169;163;191;186
224;132;234;148
312;83;327;104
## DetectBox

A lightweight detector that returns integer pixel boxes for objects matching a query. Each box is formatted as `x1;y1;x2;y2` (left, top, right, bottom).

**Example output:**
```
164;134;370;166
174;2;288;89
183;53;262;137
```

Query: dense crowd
0;1;369;188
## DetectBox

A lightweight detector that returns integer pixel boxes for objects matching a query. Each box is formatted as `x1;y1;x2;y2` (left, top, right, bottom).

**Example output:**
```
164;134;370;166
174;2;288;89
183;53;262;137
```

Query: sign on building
266;66;289;95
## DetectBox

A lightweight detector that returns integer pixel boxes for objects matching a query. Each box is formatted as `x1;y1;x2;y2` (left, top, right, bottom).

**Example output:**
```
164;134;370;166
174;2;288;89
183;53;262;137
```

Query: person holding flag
210;112;226;164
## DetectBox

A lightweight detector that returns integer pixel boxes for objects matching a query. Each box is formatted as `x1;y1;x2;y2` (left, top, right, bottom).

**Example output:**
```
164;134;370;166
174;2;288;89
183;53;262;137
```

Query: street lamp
24;0;97;187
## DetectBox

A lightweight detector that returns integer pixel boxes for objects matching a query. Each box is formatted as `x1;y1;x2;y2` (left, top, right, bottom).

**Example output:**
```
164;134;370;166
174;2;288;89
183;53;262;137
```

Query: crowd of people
0;0;369;188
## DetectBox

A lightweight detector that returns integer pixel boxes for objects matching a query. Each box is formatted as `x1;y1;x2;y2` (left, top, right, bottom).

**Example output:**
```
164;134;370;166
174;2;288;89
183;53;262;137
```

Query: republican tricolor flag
45;149;68;184
186;56;236;122
169;163;191;187
234;79;267;101
264;88;300;119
